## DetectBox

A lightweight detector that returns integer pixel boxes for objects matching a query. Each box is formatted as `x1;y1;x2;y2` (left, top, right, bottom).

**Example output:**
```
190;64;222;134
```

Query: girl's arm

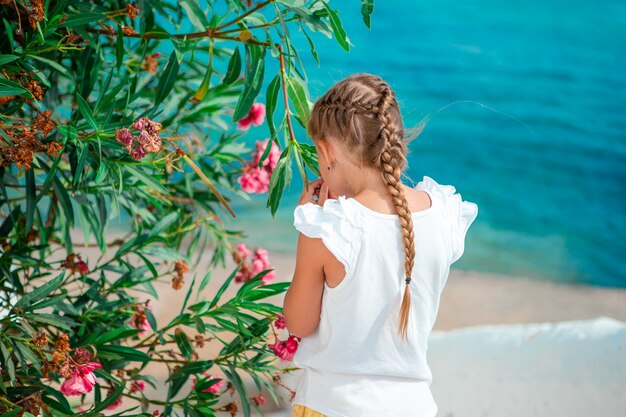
283;232;326;338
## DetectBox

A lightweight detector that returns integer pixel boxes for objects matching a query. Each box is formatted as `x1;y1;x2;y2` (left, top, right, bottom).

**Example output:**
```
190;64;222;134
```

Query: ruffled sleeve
416;176;479;264
293;196;365;274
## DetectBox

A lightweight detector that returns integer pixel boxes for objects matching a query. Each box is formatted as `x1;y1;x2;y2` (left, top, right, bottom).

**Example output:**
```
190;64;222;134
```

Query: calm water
218;0;626;289
115;1;626;289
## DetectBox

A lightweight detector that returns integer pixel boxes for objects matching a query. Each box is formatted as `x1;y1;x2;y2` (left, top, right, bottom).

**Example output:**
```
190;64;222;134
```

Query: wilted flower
172;259;189;290
134;117;162;135
62;253;89;276
60;362;102;396
115;128;134;150
252;394;266;406
137;130;162;153
130;145;147;160
129;303;152;337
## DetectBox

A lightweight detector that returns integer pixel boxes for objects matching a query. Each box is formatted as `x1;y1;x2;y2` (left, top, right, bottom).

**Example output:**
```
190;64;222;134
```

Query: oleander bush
0;1;373;415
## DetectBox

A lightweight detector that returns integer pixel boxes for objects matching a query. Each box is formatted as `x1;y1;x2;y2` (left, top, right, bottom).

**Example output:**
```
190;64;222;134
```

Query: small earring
327;166;331;171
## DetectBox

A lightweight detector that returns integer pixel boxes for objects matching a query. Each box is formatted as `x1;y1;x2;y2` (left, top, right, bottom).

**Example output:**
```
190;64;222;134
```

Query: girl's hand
297;178;337;206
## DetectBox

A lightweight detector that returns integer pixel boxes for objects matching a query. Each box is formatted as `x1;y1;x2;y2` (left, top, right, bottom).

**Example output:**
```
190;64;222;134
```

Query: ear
317;138;334;165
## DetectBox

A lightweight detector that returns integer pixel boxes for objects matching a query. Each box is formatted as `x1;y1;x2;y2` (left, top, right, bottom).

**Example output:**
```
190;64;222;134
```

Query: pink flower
274;313;286;330
252;248;275;284
237;138;281;194
132;380;146;392
253;138;281;172
268;335;301;362
237;164;270;193
60;362;102;396
236;103;266;131
235;243;251;259
192;372;225;394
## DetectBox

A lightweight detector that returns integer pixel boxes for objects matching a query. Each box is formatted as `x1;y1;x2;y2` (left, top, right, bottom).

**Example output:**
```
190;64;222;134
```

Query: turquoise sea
219;0;626;289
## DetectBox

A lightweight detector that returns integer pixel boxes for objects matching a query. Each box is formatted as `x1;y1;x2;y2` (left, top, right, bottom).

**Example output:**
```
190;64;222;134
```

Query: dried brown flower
0;96;15;106
122;25;137;36
141;53;160;74
194;335;205;348
127;2;141;19
32;331;48;347
171;275;184;290
25;80;43;100
46;141;63;156
55;332;71;353
28;0;45;29
33;110;56;136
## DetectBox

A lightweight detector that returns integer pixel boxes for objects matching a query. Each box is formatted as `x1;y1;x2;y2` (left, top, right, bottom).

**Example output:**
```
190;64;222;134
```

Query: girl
283;73;478;417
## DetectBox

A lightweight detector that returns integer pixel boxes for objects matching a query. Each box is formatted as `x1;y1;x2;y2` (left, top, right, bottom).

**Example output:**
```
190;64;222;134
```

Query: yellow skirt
291;403;328;417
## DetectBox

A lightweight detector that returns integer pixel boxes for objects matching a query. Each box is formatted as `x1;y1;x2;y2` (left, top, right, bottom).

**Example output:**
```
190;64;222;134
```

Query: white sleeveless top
290;175;478;417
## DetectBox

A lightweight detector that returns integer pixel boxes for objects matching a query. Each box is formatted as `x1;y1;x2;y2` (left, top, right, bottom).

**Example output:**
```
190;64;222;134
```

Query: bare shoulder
401;184;433;211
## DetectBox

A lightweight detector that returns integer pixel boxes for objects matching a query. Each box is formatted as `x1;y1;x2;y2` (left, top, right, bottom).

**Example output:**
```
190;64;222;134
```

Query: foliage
0;0;374;416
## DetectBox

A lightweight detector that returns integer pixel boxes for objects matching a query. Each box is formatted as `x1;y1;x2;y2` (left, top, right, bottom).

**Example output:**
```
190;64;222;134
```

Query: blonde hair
306;73;423;341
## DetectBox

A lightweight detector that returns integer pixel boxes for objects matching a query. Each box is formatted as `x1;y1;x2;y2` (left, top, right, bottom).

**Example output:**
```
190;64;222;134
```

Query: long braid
307;73;420;342
376;86;415;341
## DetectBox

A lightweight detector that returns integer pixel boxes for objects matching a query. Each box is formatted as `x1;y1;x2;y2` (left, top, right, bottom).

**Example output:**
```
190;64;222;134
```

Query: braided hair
306;73;422;341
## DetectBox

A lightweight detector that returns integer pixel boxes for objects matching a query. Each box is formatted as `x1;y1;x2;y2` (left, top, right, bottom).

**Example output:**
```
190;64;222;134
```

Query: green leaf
0;54;19;66
361;0;374;29
0;77;33;98
98;345;150;362
150;211;179;237
87;328;140;346
266;145;292;216
208;264;240;311
116;24;124;70
286;75;310;128
14;273;64;308
75;93;98;132
192;39;214;102
90;381;125;414
25;168;35;232
25;313;77;330
125;165;168;194
232;44;265;122
322;1;350;52
301;26;320;66
173;328;194;359
265;74;281;140
224;363;250;417
155;52;180;105
166;360;214;382
222;46;242;85
275;0;308;6
27;54;70;77
181;0;210;30
58;12;106;28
